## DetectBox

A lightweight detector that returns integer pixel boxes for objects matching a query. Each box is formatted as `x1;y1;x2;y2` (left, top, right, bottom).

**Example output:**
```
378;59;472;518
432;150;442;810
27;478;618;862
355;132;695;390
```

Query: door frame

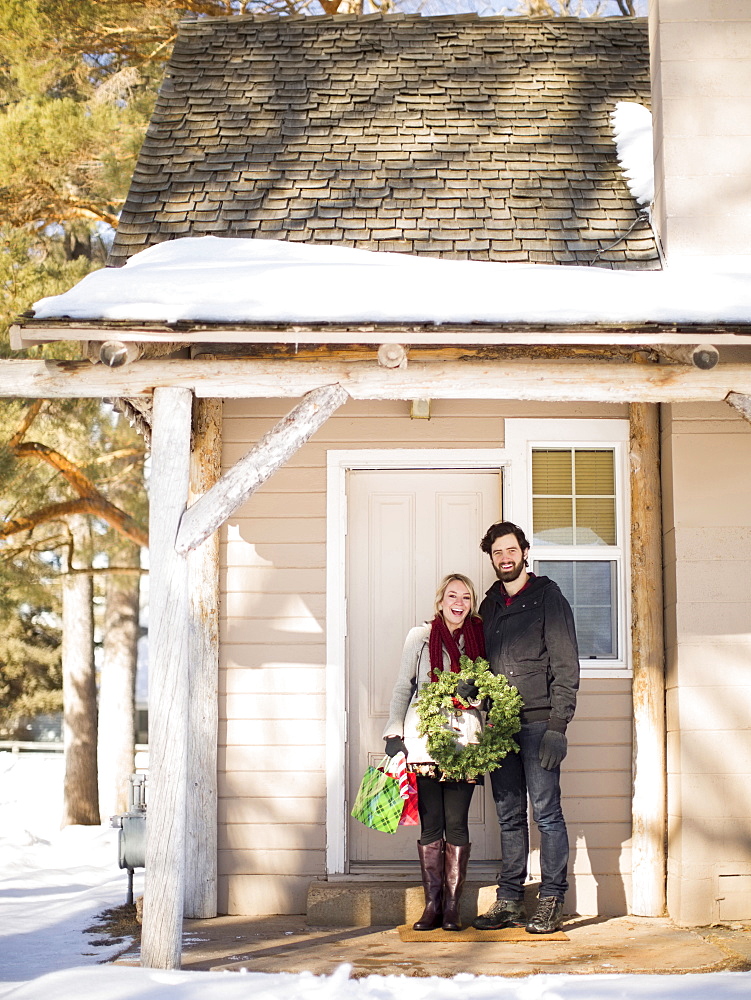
325;448;508;874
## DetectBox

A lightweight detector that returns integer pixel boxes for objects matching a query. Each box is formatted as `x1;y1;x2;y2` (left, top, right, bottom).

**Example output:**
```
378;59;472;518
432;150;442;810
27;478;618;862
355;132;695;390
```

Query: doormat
397;924;568;942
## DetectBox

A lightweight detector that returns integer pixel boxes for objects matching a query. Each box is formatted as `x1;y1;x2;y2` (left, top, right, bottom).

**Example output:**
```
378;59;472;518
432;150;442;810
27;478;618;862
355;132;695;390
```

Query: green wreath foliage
416;654;522;781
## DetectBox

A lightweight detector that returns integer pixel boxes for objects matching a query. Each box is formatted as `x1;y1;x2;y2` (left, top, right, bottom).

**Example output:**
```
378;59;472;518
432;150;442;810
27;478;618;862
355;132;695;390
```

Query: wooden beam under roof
3;357;751;403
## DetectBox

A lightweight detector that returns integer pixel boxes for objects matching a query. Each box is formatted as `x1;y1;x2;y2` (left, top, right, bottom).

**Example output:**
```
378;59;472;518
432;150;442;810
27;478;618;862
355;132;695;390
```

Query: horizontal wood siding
532;679;633;915
218;397;632;915
662;401;751;925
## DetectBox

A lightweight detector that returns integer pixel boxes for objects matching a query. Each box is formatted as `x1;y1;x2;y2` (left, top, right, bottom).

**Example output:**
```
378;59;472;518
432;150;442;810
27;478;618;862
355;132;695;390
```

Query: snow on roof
611;102;654;207
30;237;751;328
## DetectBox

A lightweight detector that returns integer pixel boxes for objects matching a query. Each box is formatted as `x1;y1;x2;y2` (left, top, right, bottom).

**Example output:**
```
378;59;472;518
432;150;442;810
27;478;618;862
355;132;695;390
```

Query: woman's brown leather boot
413;840;444;930
441;842;471;931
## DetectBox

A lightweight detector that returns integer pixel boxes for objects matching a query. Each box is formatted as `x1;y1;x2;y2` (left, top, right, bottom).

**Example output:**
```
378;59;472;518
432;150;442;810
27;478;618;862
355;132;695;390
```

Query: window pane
574;606;616;658
533;497;573;545
532;450;572;495
535;560;617;659
574;450;615;496
533;447;617;547
575;498;616;546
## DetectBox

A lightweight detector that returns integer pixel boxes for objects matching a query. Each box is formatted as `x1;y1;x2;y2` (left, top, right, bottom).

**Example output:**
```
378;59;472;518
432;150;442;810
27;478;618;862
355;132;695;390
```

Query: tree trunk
61;518;100;827
98;544;141;820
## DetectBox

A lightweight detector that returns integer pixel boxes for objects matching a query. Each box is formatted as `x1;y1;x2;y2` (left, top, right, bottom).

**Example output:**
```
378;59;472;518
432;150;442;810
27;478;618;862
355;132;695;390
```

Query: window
532;449;616;547
505;420;629;674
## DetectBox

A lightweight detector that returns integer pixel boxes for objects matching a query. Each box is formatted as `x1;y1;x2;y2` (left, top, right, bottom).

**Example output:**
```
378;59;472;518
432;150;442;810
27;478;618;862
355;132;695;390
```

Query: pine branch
0;497;148;548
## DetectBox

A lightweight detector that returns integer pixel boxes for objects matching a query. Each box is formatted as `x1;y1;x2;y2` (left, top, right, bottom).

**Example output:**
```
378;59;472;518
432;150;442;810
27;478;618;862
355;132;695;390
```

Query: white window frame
504;419;631;678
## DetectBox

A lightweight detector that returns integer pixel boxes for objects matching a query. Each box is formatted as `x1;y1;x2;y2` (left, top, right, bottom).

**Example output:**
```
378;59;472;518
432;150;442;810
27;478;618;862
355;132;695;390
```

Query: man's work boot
413;840;444;931
441;842;470;931
472;897;526;930
526;896;564;934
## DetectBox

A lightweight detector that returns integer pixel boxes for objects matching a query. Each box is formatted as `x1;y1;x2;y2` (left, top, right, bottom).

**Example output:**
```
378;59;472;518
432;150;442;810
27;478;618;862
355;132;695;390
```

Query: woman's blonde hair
434;573;479;618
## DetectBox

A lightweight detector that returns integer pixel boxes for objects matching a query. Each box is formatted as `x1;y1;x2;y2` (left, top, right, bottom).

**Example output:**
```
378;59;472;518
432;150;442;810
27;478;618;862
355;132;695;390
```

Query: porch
115;909;751;977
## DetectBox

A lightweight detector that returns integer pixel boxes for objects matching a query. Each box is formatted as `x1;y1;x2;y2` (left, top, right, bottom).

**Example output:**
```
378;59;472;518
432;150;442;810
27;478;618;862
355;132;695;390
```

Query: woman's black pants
416;775;475;846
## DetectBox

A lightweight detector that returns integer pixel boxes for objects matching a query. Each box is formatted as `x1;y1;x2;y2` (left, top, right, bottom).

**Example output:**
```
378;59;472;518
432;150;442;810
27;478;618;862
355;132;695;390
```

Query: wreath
416;654;522;781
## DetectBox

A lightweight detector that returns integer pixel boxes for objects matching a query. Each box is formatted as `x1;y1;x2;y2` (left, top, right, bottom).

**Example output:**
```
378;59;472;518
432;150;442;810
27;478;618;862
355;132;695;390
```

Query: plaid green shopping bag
350;757;404;834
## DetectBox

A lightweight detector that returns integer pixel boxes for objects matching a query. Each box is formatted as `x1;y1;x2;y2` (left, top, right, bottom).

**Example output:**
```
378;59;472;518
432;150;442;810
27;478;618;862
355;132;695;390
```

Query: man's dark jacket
480;575;580;733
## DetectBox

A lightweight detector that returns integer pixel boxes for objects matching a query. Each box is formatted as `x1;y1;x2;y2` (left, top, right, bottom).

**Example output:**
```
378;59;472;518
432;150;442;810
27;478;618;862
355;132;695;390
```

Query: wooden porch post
629;401;667;916
141;386;193;969
185;398;222;918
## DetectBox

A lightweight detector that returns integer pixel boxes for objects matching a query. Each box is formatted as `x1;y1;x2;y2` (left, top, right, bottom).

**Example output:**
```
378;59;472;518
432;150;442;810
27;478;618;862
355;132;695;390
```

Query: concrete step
307;879;540;927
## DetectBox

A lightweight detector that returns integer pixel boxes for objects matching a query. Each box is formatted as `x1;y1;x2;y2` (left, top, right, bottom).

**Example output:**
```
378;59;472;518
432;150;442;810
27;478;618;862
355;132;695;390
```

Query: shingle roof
109;14;656;270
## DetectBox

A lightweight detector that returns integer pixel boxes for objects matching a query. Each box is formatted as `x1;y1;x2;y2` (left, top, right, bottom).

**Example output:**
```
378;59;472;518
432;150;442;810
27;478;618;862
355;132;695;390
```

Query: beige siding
218;398;632;915
542;680;633;916
662;401;751;925
650;1;751;261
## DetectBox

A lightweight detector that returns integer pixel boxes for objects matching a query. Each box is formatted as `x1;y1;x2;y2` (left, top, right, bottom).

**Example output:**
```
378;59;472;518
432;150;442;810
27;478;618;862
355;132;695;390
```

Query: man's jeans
489;720;569;901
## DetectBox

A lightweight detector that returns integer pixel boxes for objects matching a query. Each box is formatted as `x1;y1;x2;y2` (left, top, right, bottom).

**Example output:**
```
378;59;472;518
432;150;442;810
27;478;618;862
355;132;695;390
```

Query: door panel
347;469;501;862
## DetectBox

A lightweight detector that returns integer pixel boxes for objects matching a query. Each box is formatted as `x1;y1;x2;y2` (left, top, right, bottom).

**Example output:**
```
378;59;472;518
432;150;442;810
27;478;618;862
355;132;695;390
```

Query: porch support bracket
175;383;349;554
629;400;667;917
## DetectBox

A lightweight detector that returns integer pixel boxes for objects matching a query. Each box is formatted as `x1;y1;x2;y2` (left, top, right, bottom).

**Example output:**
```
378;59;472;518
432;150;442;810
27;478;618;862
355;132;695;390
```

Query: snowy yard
2;751;751;1000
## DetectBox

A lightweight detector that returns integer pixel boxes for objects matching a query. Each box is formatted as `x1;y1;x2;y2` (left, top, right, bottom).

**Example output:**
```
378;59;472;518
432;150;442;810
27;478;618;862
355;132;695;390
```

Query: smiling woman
381;573;487;932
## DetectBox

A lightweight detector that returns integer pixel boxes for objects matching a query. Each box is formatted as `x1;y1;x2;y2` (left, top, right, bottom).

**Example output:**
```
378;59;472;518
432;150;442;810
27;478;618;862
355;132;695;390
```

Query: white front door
347;468;501;862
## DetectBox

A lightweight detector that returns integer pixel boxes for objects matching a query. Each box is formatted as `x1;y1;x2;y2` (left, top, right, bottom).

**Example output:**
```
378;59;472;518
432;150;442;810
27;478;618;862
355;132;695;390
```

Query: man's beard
495;557;526;583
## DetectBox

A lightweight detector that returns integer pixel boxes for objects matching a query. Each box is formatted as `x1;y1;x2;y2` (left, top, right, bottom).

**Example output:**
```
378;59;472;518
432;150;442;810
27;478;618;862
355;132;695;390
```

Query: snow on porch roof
107;14;658;271
29;236;751;331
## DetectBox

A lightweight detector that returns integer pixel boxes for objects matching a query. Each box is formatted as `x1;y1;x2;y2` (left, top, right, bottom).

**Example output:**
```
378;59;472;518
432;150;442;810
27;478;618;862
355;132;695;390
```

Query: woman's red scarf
428;613;485;683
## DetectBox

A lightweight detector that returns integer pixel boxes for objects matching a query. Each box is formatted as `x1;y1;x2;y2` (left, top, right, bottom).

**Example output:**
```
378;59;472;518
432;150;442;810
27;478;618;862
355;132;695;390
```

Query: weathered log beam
184;398;222;919
176;384;349;554
141;386;192;971
3;358;751;402
193;343;636;361
654;343;719;369
629;400;666;917
99;341;144;367
727;391;751;424
192;343;643;363
377;343;408;368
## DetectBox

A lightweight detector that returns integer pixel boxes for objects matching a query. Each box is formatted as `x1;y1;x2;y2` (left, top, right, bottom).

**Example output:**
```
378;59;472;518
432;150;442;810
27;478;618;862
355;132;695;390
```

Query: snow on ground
6;966;751;1000
2;753;751;1000
30;236;751;327
0;752;143;998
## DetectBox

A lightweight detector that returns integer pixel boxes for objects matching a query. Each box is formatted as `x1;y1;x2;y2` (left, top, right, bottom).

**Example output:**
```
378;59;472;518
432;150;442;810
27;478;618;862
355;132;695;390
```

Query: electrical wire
589;208;654;267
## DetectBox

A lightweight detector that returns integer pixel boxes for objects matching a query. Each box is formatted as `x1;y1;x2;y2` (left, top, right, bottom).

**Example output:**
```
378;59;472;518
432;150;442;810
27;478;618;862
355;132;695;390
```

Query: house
6;3;751;969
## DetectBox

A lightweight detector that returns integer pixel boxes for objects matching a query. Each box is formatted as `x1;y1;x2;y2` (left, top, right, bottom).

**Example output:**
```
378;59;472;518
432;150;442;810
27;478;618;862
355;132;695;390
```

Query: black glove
539;729;567;770
456;678;479;702
384;736;407;758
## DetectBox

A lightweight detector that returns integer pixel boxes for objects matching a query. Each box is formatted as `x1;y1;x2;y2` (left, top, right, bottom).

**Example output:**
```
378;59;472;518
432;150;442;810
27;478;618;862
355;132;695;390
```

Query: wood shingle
110;14;656;269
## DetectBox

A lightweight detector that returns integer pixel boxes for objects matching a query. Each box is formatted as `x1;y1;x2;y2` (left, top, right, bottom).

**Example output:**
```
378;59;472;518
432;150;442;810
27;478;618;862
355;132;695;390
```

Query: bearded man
472;521;580;935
